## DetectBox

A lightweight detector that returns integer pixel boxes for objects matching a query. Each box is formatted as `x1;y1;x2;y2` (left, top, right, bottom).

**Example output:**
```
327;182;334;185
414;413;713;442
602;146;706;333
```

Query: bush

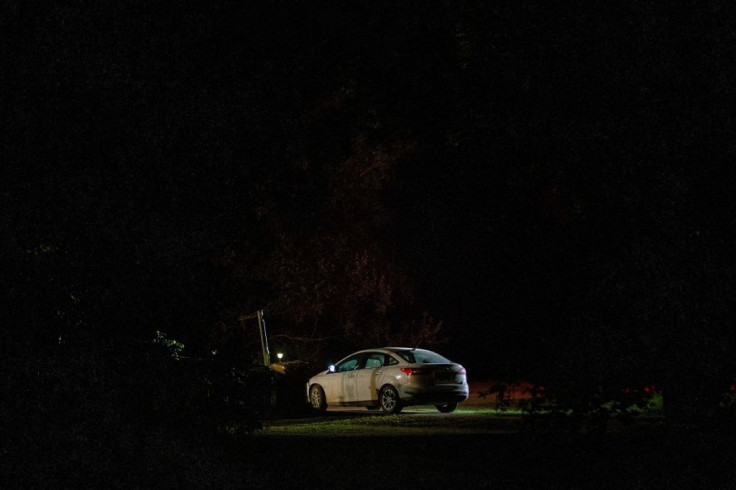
0;338;263;487
483;381;663;433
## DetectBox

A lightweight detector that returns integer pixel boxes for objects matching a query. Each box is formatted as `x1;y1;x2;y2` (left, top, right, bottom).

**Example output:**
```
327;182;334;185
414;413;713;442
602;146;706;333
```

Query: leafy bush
483;381;663;433
153;330;186;359
0;338;264;487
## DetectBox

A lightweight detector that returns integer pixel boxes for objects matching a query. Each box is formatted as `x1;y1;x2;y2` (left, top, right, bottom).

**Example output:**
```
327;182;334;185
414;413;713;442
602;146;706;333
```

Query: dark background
4;1;736;386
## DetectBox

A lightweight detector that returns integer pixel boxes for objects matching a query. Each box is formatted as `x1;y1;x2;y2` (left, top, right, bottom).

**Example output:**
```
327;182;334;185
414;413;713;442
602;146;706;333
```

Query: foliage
4;0;736;466
209;121;440;361
0;339;263;487
483;381;664;434
153;330;185;360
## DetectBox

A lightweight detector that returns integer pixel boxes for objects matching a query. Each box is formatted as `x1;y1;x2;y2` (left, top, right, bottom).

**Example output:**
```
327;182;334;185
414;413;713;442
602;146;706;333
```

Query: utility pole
257;309;270;367
238;309;271;367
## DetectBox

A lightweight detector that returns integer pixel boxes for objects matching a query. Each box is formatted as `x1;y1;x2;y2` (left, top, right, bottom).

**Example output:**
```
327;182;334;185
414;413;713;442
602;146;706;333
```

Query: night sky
4;2;736;382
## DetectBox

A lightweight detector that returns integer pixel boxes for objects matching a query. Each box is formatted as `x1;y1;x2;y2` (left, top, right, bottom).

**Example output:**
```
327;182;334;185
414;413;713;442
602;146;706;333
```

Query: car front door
354;352;389;403
327;354;362;404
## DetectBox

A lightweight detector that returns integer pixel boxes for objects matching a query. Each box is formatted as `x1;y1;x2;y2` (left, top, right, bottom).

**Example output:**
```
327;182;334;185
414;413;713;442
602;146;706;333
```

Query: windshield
392;349;451;364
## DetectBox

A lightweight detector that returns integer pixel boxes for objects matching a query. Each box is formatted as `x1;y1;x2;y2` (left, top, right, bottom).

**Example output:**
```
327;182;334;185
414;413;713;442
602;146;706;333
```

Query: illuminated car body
306;347;469;414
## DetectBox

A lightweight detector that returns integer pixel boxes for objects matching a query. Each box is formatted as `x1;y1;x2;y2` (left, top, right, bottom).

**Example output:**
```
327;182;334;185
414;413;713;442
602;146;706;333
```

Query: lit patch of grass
402;406;526;416
456;407;526;416
260;411;523;437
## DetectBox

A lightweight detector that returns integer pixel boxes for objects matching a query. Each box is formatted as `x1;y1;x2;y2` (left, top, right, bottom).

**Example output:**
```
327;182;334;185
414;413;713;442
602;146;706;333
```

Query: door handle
375;370;382;375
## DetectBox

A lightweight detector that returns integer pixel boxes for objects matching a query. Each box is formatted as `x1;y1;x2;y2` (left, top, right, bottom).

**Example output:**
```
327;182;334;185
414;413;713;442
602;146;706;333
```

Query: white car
306;347;469;414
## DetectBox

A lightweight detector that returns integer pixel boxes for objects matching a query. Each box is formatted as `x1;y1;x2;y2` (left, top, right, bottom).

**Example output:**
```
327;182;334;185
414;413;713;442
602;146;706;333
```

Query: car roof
334;347;453;366
382;347;434;353
349;347;437;355
344;347;411;356
350;347;402;354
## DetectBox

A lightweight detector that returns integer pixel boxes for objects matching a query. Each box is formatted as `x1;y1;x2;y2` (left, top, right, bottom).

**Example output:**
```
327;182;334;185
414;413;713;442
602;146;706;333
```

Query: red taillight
400;367;428;376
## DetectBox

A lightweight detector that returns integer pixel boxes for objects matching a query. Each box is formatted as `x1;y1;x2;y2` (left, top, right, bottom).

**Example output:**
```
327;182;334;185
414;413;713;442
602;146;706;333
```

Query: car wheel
379;385;402;414
435;402;458;413
309;385;327;412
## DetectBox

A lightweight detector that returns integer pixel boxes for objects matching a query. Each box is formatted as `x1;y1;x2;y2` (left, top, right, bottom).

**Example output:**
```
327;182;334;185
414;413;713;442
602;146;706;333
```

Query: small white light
277;352;284;360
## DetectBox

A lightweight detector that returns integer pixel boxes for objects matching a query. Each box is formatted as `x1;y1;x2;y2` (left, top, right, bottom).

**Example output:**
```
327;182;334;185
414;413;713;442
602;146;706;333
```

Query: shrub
483;381;663;433
1;338;263;487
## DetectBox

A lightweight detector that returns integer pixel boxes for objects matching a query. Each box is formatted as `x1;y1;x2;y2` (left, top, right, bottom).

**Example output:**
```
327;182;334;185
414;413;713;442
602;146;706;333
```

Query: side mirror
327;364;336;373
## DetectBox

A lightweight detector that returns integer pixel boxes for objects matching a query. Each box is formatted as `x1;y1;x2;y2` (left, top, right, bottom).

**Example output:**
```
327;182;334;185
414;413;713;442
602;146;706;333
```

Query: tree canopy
3;1;736;412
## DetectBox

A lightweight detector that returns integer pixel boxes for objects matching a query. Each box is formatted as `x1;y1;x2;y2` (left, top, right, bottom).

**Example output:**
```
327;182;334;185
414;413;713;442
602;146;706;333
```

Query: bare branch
269;333;335;343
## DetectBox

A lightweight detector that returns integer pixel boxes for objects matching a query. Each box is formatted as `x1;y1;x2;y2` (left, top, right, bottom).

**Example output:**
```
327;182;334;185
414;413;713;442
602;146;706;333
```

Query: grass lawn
225;386;735;489
260;406;526;437
235;425;735;489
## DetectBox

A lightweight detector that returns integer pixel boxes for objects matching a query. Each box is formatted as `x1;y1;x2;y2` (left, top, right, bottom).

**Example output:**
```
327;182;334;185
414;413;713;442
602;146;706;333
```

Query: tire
379;385;403;414
435;402;458;413
309;385;327;412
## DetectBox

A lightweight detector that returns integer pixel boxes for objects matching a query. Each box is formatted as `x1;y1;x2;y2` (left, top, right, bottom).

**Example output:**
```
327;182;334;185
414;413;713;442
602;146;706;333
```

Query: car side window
336;355;360;372
385;355;399;366
364;353;384;369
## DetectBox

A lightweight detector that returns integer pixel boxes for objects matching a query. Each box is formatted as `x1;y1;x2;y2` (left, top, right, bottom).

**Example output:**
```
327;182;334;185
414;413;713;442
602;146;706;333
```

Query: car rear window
392;349;451;364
